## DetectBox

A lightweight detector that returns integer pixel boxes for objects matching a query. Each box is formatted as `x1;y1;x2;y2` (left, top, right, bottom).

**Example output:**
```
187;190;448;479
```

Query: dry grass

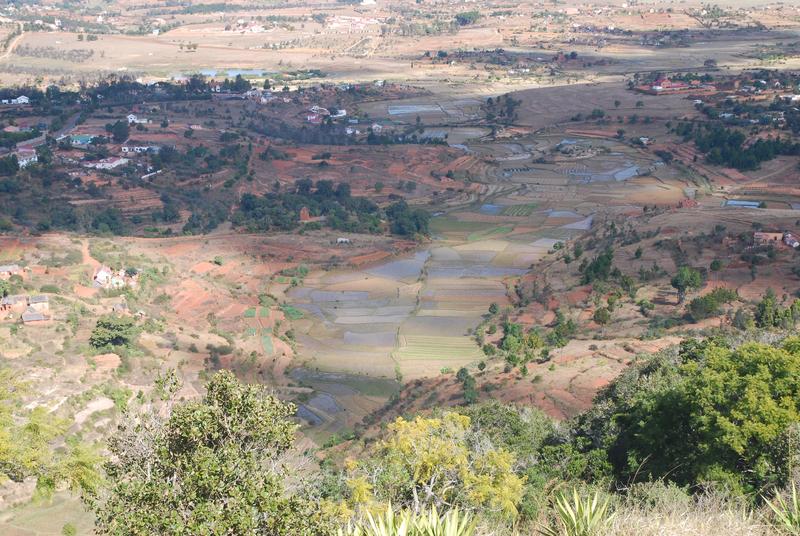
602;495;772;536
469;484;780;536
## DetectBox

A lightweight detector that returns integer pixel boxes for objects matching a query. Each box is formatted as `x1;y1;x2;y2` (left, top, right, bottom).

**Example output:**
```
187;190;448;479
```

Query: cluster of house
84;157;129;170
0;264;22;280
304;105;384;136
211;87;276;105
0;95;30;106
327;15;381;31
636;78;716;95
753;231;800;249
0;294;50;324
306;104;347;124
121;142;161;154
93;265;139;290
57;133;95;147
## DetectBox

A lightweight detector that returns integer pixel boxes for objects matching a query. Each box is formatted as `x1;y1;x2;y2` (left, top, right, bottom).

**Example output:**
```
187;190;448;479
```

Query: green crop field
280;304;304;320
430;216;494;234
259;306;270;317
245;327;257;337
243;307;256;318
502;203;537;216
395;335;482;361
467;225;514;242
261;334;274;355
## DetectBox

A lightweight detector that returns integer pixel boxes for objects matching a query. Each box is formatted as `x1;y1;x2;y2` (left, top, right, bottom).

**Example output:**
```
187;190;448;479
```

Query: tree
488;302;499;315
89;315;138;349
580;248;614;285
345;412;524;517
86;371;332;535
670;266;702;303
593;307;611;325
0;154;19;176
687;287;737;321
0;369;101;498
595;338;800;494
755;288;779;328
111;121;130;143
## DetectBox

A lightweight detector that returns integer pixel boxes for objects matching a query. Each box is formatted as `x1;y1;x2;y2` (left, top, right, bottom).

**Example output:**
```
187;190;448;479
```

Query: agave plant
764;482;800;535
339;506;412;536
339;504;477;536
412;505;477;536
538;489;614;536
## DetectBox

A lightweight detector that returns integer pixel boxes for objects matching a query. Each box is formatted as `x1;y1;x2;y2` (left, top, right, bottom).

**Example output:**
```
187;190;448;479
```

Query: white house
86;157;129;170
126;114;149;124
93;266;113;287
2;96;30;105
122;144;160;154
336;237;351;245
14;150;37;168
331;109;347;118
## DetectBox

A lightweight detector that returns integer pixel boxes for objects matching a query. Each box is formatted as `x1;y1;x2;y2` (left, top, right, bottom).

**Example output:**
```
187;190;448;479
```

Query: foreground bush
343;412;525;519
575;336;800;494
86;371;332;535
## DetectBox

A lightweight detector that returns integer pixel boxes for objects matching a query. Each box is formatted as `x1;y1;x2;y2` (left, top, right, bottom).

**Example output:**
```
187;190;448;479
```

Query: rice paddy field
285;131;693;384
288;211;594;381
277;127;697;435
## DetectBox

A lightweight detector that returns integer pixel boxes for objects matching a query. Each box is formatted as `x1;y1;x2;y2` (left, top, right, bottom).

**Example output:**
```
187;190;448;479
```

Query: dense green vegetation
89;315;139;349
455;11;481;25
573;336;800;495
687;287;738;321
86;371;331;535
233;182;429;237
579;248;614;284
0;369;101;500
676;122;800;170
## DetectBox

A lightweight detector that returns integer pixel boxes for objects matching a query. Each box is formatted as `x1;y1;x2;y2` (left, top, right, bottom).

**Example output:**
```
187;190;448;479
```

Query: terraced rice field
467;225;514;242
502;203;538;216
394;335;482;361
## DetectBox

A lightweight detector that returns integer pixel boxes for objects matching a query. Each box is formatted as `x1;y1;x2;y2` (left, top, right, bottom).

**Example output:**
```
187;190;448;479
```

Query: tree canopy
87;371;332;535
343;412;525;519
671;266;702;303
575;337;800;494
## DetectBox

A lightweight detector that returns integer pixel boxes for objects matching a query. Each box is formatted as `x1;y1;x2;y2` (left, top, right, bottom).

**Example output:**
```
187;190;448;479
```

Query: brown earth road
0;24;23;61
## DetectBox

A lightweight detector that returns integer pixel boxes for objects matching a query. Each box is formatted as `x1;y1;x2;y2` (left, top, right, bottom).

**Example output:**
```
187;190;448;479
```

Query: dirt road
0;24;23;61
